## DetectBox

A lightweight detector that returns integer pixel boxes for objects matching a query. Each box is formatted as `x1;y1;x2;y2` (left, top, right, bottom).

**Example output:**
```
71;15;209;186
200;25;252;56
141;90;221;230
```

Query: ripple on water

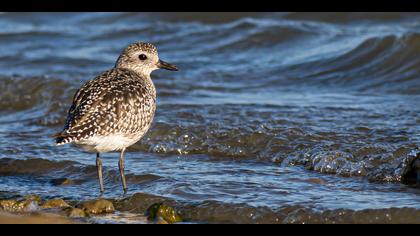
0;12;420;223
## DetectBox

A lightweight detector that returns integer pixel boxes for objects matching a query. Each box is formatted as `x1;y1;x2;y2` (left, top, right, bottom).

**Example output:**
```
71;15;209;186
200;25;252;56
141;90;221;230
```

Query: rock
13;200;39;212
24;194;42;204
155;218;169;224
42;199;70;209
66;207;89;218
146;203;182;224
113;192;174;213
0;200;18;212
0;199;38;212
401;149;420;185
77;199;115;214
51;178;75;186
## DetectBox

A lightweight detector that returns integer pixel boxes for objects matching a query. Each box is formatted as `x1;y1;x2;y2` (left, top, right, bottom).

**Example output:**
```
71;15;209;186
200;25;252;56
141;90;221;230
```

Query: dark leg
119;148;128;193
96;153;104;194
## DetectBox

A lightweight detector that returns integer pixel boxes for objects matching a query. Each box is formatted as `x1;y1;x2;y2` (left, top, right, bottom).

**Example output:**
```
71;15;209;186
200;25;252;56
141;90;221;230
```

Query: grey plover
54;42;178;193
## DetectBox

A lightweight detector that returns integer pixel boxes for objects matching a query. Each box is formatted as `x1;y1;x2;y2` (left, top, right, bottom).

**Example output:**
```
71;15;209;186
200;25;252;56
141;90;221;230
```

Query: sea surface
0;12;419;223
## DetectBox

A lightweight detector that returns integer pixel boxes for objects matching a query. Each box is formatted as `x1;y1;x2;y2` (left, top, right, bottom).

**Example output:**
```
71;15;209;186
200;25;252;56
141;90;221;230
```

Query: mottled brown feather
56;68;156;145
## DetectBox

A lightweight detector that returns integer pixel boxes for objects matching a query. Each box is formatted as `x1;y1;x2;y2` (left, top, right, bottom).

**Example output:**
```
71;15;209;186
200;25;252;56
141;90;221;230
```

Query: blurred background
0;12;419;223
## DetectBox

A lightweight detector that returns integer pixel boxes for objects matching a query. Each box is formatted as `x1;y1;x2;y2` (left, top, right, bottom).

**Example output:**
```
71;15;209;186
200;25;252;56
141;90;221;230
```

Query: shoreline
0;210;76;224
1;192;420;224
0;193;181;224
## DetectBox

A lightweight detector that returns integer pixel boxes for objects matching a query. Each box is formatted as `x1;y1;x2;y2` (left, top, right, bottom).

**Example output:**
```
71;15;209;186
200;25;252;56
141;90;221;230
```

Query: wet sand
0;210;75;224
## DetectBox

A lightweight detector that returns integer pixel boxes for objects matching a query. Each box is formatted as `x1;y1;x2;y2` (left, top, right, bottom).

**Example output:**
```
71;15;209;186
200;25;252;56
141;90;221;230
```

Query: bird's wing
55;70;155;144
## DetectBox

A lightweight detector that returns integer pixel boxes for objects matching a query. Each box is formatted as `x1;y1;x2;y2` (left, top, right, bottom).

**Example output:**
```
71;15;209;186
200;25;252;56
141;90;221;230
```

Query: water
0;12;419;223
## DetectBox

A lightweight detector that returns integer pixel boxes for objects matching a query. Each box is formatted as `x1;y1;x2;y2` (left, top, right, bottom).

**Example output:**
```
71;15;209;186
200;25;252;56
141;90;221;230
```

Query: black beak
157;59;178;71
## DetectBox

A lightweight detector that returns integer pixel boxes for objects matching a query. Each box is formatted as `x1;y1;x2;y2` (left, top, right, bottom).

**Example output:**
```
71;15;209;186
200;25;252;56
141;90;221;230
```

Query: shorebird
54;42;178;194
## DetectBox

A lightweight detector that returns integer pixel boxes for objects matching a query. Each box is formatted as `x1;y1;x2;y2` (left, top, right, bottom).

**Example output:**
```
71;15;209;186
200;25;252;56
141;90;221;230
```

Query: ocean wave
0;14;420;94
0;157;161;185
0;73;418;184
0;76;74;112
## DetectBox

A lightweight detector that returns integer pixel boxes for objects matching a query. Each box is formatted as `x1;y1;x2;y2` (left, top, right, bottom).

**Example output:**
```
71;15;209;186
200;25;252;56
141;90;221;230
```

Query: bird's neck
116;65;152;79
117;67;156;97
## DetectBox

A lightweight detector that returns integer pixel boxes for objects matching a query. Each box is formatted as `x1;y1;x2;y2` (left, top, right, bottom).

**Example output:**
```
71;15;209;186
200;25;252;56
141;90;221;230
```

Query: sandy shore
0;210;76;224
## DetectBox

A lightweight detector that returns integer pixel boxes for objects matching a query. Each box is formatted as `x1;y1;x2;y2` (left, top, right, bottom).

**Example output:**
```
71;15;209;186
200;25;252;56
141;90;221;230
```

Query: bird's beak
157;59;178;71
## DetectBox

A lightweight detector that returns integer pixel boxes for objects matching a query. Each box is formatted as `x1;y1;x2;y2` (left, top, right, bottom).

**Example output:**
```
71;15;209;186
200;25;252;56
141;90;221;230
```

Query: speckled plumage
55;68;156;152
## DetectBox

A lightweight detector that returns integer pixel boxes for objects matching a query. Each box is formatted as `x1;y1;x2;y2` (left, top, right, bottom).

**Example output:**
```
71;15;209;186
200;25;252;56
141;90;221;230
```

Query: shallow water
0;12;419;223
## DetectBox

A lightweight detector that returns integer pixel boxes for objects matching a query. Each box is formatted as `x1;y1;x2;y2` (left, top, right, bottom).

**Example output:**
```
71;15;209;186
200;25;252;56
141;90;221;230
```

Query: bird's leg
96;153;104;194
119;148;128;193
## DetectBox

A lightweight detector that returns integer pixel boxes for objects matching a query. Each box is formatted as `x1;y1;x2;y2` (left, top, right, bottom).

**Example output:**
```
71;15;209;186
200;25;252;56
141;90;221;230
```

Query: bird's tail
52;132;75;146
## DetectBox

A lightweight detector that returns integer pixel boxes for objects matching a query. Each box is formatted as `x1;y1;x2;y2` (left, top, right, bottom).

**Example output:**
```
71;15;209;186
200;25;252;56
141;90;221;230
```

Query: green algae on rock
146;203;182;224
114;192;175;213
24;194;42;204
42;199;70;209
155;218;169;224
65;207;89;218
0;194;42;213
0;199;39;213
0;200;18;212
77;199;115;214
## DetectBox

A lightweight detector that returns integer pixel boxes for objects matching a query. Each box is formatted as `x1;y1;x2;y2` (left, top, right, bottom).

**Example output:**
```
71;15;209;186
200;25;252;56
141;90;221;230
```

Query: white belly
73;134;141;153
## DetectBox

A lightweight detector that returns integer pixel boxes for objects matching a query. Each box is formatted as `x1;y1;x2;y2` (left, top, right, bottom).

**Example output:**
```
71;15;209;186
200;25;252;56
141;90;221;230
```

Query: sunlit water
0;12;419;223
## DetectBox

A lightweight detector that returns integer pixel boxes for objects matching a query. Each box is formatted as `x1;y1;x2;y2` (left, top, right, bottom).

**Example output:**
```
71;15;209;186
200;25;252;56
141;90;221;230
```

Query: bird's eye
138;54;147;61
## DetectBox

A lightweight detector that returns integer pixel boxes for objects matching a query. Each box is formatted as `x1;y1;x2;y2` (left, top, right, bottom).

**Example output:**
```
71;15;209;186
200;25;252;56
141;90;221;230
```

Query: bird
54;42;178;194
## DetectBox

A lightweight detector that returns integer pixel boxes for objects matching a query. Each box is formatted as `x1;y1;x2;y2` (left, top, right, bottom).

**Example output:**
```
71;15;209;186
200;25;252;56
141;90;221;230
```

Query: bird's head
115;42;178;76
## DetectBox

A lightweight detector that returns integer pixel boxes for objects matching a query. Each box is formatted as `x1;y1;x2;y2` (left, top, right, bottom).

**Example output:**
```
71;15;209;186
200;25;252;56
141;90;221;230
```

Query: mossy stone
0;199;38;212
77;199;115;214
146;203;182;224
66;207;89;218
0;200;18;212
25;194;42;204
155;218;169;224
42;199;70;209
